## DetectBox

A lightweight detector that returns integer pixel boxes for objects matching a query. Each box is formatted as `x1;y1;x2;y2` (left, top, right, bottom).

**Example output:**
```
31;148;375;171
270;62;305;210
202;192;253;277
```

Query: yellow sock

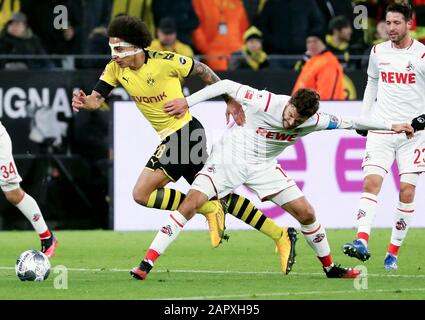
226;193;282;240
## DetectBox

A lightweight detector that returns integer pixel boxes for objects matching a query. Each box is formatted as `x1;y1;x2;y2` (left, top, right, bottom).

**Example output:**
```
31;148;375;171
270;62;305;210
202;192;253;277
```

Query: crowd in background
0;0;424;97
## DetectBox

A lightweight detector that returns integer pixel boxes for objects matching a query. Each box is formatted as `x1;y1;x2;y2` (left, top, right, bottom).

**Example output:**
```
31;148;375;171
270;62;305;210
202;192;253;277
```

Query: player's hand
355;129;368;137
391;123;414;139
164;98;188;119
72;90;86;112
72;90;103;112
225;98;245;126
411;114;425;132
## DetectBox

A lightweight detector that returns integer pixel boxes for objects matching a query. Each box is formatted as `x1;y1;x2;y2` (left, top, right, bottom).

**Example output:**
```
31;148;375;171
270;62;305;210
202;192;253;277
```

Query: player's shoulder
371;40;391;55
411;40;425;58
146;49;191;66
101;59;119;77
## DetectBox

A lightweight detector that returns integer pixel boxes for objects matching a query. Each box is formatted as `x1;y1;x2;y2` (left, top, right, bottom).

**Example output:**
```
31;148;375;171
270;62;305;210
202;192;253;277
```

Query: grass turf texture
1;229;425;300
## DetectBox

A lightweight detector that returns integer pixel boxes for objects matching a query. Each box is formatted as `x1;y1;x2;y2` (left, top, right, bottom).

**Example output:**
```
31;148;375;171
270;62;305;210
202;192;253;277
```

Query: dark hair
328;16;351;33
108;16;152;48
386;3;413;21
289;89;320;118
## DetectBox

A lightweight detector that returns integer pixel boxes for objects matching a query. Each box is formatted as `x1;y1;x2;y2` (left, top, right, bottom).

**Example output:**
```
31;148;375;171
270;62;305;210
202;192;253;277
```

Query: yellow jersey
100;50;194;140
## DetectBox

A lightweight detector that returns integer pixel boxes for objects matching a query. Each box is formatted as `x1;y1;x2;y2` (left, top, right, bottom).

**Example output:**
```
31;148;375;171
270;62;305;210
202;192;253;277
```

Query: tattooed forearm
192;60;231;102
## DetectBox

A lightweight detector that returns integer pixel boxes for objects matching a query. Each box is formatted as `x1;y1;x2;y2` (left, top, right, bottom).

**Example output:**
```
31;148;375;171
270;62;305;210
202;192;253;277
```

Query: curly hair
108;16;152;48
289;89;320;118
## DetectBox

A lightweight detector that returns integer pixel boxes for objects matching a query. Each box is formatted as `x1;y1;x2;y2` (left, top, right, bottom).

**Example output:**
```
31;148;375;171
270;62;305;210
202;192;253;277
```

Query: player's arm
72;89;106;112
357;47;379;136
72;62;117;112
165;60;245;125
164;80;245;120
313;113;414;136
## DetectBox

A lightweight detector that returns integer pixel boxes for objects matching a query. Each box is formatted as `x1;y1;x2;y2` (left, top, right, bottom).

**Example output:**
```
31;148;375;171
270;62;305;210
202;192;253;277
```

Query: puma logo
122;76;129;83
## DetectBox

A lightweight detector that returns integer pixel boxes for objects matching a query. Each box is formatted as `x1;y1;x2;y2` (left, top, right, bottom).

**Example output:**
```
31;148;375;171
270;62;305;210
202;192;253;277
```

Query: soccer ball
15;250;51;281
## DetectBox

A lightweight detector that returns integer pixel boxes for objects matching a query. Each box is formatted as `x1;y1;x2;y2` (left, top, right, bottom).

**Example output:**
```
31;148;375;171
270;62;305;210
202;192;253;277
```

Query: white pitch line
1;266;425;279
162;287;425;300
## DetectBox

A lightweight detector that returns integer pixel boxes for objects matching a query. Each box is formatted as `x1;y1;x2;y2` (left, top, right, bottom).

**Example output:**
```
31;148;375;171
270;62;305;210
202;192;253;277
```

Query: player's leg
0;131;57;257
245;163;300;274
132;122;225;247
280;193;360;278
385;132;425;269
343;133;394;261
224;193;284;242
342;170;384;261
130;171;229;280
384;175;418;270
3;187;58;257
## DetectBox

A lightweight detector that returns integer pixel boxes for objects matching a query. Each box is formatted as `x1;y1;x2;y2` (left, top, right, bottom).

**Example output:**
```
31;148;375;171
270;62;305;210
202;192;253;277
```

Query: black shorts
145;117;208;184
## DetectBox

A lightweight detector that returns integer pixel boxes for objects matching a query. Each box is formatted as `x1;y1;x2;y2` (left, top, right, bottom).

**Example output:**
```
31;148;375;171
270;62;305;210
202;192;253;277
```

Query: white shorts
362;130;425;175
0;131;22;192
191;154;303;205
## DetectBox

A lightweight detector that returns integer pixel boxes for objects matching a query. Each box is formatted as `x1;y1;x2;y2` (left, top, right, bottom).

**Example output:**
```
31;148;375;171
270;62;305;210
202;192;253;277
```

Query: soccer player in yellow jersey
72;16;296;275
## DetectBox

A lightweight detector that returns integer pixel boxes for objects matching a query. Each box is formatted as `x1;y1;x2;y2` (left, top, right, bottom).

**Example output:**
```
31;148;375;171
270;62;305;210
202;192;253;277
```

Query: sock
301;220;333;269
146;188;184;211
356;192;378;246
146;187;218;216
387;201;414;256
15;193;49;237
226;193;282;240
146;210;187;265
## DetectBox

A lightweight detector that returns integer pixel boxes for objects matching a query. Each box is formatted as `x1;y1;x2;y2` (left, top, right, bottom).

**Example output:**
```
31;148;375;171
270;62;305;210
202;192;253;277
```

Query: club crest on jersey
146;73;155;86
244;90;254;100
406;61;415;72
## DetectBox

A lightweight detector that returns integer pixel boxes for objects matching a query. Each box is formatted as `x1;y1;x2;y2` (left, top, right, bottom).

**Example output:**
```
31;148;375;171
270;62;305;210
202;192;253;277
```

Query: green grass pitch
1;228;425;300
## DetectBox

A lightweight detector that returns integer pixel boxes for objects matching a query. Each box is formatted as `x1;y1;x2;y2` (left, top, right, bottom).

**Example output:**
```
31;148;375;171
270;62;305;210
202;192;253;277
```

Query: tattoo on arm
192;60;230;102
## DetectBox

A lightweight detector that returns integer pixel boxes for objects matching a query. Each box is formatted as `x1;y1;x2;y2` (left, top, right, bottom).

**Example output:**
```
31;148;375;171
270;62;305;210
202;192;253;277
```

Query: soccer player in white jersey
342;3;425;270
0;123;58;257
129;79;414;280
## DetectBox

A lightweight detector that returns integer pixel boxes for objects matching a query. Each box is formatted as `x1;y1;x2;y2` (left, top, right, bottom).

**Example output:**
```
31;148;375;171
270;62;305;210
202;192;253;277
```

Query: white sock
356;192;378;245
301;220;331;258
16;193;48;235
389;202;414;250
149;210;187;256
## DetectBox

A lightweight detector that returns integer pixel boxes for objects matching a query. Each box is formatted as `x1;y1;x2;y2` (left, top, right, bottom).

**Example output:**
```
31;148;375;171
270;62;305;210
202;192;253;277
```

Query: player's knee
399;184;415;203
132;188;149;206
4;187;24;206
298;204;316;225
178;191;204;219
362;176;382;194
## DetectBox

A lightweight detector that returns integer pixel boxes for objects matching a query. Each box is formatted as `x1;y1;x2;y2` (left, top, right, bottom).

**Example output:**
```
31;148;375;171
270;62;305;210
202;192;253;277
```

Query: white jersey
0;122;6;136
367;40;425;123
187;80;393;164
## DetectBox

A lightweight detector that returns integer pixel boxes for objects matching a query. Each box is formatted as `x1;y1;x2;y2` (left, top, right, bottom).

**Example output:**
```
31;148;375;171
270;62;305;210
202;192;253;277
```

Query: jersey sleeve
234;85;270;111
367;46;379;79
166;52;194;79
303;112;392;132
99;61;119;87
